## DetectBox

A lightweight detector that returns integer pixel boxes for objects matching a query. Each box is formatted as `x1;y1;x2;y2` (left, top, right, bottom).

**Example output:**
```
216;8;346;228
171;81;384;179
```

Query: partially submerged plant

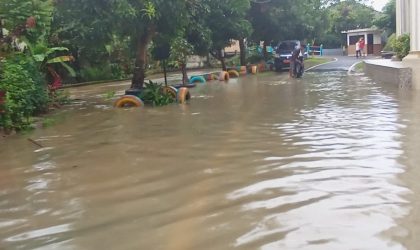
139;80;175;106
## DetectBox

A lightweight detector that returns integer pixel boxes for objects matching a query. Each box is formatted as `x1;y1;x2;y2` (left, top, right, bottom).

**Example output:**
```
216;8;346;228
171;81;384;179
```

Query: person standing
355;40;361;58
359;37;365;57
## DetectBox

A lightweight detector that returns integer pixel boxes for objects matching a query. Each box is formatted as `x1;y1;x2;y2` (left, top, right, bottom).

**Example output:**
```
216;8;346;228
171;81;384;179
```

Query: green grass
304;57;332;69
103;90;116;100
354;62;364;72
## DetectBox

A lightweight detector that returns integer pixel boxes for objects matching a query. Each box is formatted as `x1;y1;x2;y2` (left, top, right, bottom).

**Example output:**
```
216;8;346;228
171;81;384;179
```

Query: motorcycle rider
289;43;304;78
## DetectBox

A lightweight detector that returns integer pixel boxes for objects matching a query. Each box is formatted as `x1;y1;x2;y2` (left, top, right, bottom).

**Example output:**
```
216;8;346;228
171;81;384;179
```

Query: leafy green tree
374;0;396;35
328;1;376;34
53;0;187;89
51;0;116;78
115;0;187;89
169;35;194;85
203;0;251;70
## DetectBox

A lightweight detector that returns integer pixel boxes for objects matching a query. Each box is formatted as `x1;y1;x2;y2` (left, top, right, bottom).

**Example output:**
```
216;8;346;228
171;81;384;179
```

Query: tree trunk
181;63;188;85
220;50;227;71
131;40;148;89
263;41;268;60
163;60;168;86
131;27;155;89
239;38;246;66
209;50;227;71
0;19;3;40
221;58;227;71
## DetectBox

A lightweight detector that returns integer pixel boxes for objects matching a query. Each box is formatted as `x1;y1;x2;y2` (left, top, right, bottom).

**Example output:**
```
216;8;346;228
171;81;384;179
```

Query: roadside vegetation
304;57;333;69
0;0;397;132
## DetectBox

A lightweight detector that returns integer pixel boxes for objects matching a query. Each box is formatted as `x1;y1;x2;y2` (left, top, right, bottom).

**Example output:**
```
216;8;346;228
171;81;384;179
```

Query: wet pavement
308;55;375;72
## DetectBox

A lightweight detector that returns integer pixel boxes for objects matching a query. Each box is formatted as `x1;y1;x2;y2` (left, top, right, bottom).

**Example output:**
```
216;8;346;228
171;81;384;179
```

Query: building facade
397;0;420;89
342;28;382;56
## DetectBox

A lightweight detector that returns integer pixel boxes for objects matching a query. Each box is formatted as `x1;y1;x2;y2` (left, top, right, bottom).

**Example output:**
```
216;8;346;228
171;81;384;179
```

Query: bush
80;64;115;82
140;81;175;106
394;34;410;60
0;55;49;131
383;33;396;51
382;33;410;60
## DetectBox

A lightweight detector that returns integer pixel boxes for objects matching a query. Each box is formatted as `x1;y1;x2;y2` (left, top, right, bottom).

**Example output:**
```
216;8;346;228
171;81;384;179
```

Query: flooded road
1;71;420;250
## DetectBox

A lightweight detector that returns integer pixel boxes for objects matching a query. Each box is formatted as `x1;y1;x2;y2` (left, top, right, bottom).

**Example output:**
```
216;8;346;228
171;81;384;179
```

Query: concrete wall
364;59;412;88
322;48;343;56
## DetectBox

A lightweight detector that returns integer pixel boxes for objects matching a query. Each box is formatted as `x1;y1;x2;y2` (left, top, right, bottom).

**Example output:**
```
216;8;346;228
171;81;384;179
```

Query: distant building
224;40;241;55
342;28;382;56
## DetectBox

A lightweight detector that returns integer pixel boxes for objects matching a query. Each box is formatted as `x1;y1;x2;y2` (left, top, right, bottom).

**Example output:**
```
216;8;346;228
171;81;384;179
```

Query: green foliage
0;56;49;131
246;46;265;64
80;65;116;82
393;34;410;60
374;0;396;35
169;36;194;68
42;117;56;128
54;90;71;105
328;1;376;34
104;90;116;100
382;33;409;60
139;81;175;106
317;33;342;48
383;33;396;51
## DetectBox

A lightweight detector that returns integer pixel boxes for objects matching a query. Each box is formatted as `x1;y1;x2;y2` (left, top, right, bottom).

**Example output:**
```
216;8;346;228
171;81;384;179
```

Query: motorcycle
292;54;304;78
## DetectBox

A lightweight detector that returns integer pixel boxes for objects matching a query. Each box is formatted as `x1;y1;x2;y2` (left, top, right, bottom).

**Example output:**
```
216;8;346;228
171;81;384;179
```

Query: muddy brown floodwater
1;71;420;250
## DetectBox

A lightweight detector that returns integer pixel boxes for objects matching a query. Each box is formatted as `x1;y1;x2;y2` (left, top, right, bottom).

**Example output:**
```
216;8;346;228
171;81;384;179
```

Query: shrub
140;81;175;106
80;65;115;82
0;55;49;131
383;33;396;51
394;34;410;60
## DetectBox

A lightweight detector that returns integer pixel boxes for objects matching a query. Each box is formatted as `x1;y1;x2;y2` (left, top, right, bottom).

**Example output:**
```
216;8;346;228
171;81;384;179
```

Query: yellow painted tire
189;76;206;84
206;74;217;81
114;95;144;108
177;87;190;104
251;65;258;74
219;71;230;81
161;86;178;99
228;70;239;78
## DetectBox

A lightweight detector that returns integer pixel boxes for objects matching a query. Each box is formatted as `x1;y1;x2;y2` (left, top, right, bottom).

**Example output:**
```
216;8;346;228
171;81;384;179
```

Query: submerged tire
239;66;247;75
205;73;218;81
189;76;206;84
161;86;178;99
177;87;190;104
219;71;230;81
228;70;240;78
114;95;144;108
251;65;258;74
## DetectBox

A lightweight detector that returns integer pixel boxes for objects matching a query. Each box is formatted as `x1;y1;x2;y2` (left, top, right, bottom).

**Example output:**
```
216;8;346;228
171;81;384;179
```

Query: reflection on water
1;72;420;250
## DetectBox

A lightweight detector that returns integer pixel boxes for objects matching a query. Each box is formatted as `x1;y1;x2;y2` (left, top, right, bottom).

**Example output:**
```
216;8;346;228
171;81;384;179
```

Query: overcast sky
368;0;389;11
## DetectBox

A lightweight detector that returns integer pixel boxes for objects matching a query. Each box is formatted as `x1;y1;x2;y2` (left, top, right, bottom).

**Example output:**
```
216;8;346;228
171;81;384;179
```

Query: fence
306;44;323;56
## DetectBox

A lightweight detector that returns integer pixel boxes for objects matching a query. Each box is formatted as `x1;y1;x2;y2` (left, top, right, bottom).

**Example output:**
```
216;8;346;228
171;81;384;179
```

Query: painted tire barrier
114;95;144;108
239;66;247;75
251;65;258;74
228;70;239;78
205;73;218;81
189;76;206;84
162;86;178;99
258;63;266;72
173;83;196;89
219;71;230;81
177;87;190;104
